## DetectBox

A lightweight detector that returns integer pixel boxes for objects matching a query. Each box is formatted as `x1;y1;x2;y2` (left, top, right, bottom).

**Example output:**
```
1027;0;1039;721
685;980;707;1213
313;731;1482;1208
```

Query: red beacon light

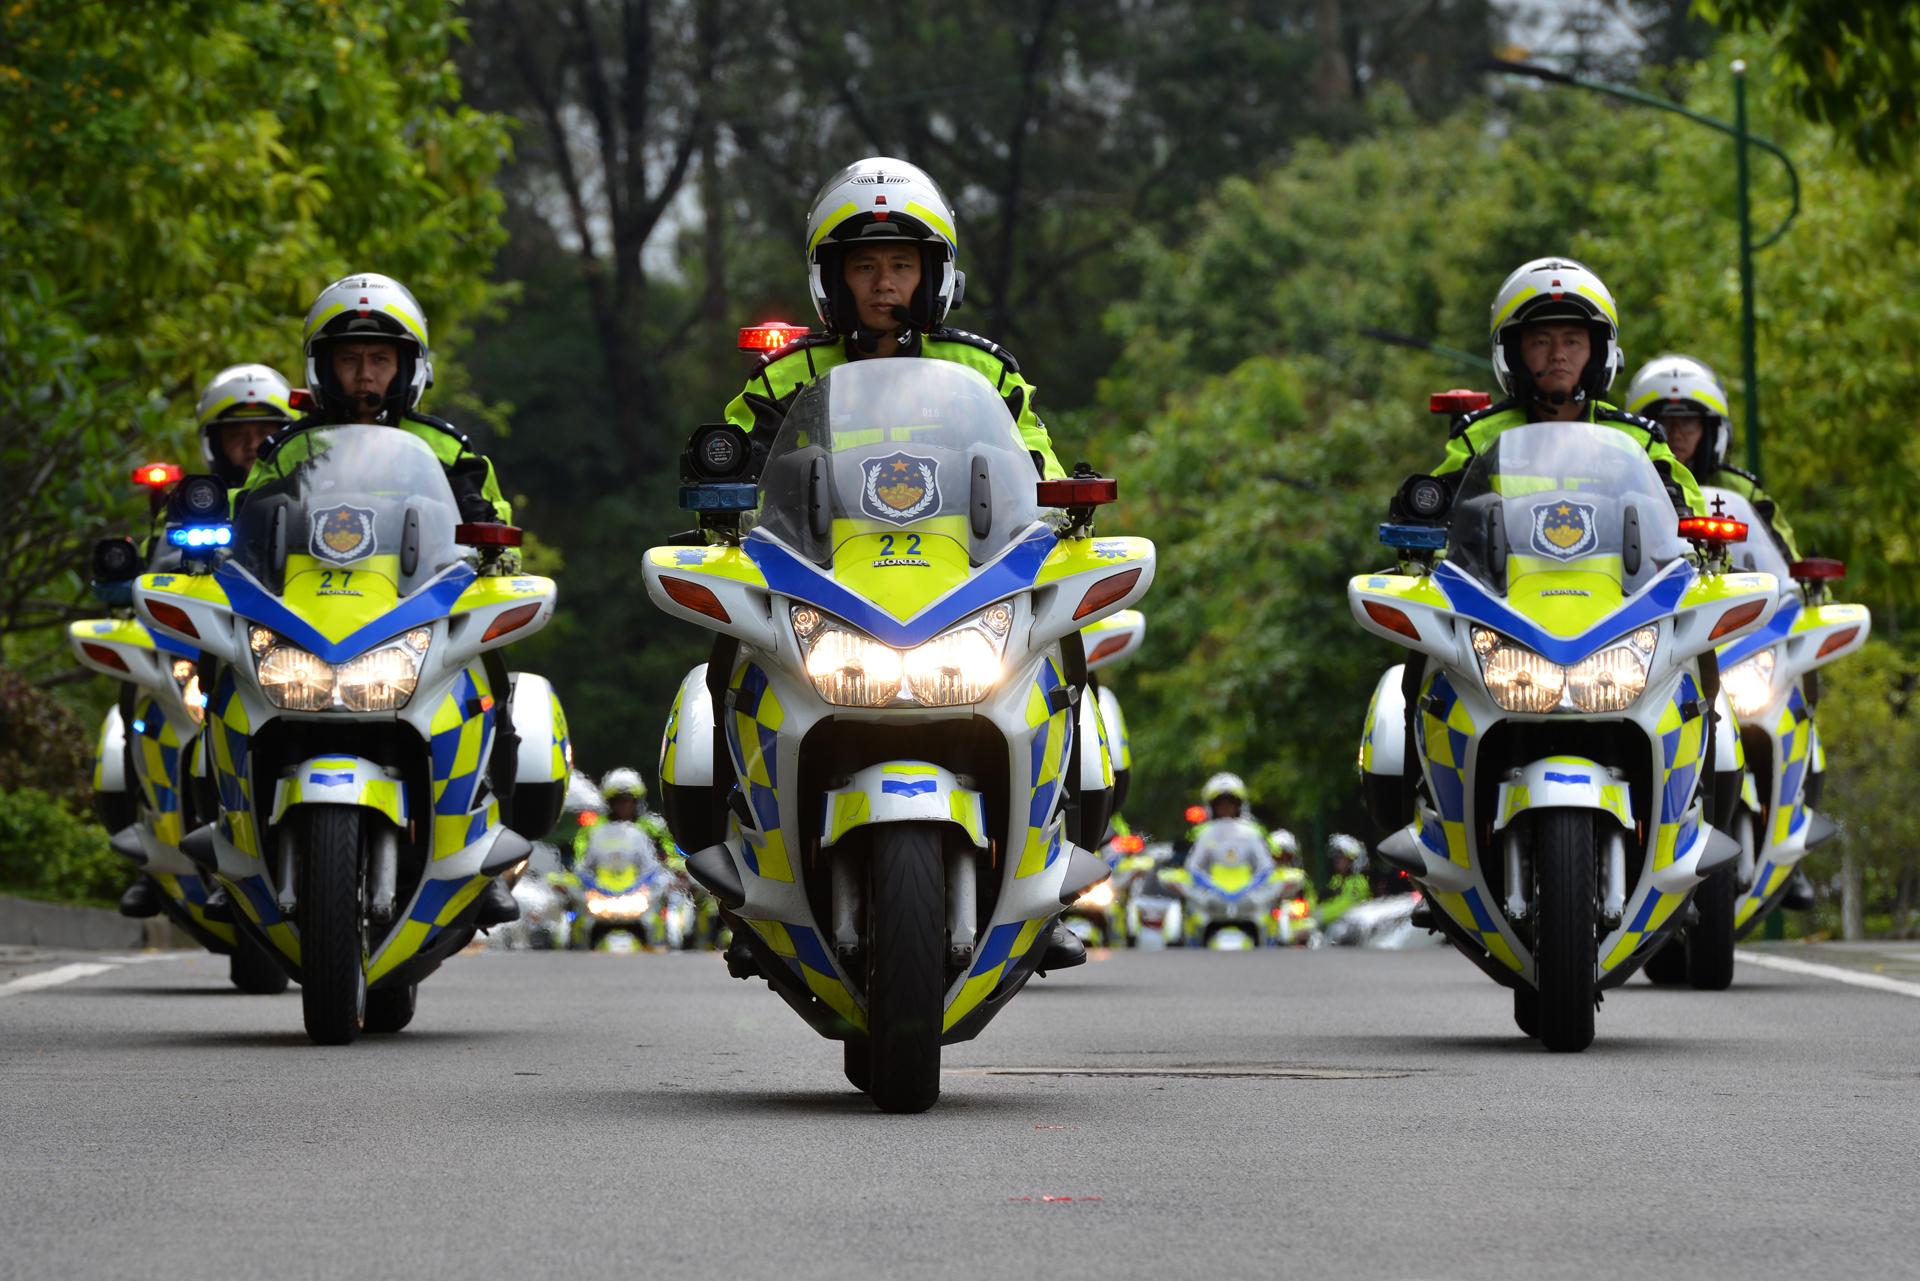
1184;804;1207;825
1429;389;1491;415
1113;833;1146;856
1678;515;1749;544
1790;558;1846;582
1036;477;1118;507
737;321;810;353
287;388;316;412
132;461;183;489
577;810;601;828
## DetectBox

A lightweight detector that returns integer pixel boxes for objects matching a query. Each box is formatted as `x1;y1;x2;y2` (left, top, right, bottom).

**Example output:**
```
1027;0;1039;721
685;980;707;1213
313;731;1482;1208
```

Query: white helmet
1268;828;1300;860
301;272;433;422
805;157;961;333
195;364;295;487
600;767;646;804
1328;832;1367;871
564;769;605;815
1625;354;1731;471
1201;772;1248;806
1488;257;1622;405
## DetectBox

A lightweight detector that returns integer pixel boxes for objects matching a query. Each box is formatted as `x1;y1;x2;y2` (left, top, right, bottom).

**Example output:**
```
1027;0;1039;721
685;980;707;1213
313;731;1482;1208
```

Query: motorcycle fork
828;841;980;974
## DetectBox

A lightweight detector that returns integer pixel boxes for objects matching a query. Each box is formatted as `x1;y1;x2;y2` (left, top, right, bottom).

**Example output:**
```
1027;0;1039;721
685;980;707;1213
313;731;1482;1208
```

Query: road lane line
0;963;117;998
1739;950;1920;1000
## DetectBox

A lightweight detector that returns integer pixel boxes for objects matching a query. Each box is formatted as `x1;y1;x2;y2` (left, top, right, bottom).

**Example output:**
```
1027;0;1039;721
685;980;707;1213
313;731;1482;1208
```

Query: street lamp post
1482;58;1798;481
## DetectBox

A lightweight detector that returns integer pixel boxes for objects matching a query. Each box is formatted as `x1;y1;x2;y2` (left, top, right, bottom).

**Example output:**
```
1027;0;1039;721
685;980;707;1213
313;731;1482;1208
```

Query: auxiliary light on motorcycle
132;462;183;489
1723;648;1778;719
1286;897;1311;921
167;524;232;549
737;321;809;353
1185;805;1206;825
1075;881;1115;910
1678;515;1749;544
586;889;649;918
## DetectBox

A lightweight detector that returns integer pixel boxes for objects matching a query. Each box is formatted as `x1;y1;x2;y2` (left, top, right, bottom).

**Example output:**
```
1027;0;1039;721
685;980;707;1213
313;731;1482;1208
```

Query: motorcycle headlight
791;602;1012;708
1474;629;1565;713
257;645;335;710
1723;648;1777;720
1567;633;1653;713
1075;881;1115;910
336;640;424;711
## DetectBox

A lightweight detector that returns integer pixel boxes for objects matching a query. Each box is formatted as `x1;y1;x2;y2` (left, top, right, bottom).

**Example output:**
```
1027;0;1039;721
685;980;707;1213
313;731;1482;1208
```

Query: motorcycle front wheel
1532;809;1597;1052
1686;812;1747;991
298;804;368;1046
864;823;946;1113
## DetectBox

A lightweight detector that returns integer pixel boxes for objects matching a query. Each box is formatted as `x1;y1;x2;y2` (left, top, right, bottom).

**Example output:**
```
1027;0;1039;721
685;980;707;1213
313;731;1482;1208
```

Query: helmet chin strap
850;305;917;354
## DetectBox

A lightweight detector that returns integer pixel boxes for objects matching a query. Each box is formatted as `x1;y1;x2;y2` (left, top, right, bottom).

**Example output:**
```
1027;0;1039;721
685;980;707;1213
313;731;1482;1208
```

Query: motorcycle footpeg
724;938;764;980
203;888;234;924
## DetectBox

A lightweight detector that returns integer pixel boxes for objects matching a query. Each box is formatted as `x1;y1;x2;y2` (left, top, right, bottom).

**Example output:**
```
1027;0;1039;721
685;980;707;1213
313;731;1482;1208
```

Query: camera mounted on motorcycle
1429;389;1491;415
166;475;226;525
455;522;525;548
92;536;143;583
1790;557;1846;582
678;422;760;523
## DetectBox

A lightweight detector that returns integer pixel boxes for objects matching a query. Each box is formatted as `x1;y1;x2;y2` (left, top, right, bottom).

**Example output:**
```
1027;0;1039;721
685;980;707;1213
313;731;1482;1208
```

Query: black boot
1036;922;1087;976
203;886;234;923
117;878;161;919
1409;899;1435;930
1781;869;1817;911
475;878;520;926
724;933;763;979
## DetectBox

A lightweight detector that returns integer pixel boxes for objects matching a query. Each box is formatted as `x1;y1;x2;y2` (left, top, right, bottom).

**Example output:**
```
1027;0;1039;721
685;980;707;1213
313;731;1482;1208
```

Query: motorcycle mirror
1790;557;1846;581
91;536;143;583
269;503;288;592
1429;389;1491;414
456;522;525;548
1621;505;1642;576
401;506;421;578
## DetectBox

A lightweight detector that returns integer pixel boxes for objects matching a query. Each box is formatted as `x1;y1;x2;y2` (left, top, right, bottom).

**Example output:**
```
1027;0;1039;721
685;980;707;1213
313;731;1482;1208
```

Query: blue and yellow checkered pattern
130;693;186;847
427;664;499;860
741;915;865;1031
727;662;792;881
1419;672;1473;867
1652;673;1706;870
945;917;1048;1030
1016;657;1071;878
207;668;262;858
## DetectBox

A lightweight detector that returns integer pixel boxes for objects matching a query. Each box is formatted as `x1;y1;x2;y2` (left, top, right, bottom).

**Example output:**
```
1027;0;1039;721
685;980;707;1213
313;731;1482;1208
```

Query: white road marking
1739;949;1920;1000
0;963;117;998
0;951;186;999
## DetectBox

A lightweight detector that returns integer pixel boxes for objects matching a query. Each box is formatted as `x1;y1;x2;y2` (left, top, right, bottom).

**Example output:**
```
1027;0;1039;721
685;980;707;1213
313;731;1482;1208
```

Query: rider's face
609;795;638;821
331;341;401;420
1520;322;1591;397
1210;797;1242;819
1661;413;1706;467
217;420;277;471
842;244;923;339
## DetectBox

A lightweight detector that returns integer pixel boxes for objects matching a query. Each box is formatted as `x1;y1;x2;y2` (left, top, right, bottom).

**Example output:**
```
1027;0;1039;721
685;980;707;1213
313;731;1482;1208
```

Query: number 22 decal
878;535;922;556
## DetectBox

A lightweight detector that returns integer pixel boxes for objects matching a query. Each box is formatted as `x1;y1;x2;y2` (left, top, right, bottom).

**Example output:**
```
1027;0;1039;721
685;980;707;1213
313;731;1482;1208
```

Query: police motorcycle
1160;818;1293;949
1125;842;1185;949
574;820;689;951
1351;418;1778;1051
1059;609;1148;946
648;358;1152;1112
130;427;572;1044
70;463;286;993
491;841;573;951
1642;487;1869;989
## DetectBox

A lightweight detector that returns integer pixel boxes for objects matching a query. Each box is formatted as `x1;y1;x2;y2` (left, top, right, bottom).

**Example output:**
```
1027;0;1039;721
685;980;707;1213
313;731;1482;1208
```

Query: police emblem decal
1531;500;1598;561
310;505;378;566
860;453;940;526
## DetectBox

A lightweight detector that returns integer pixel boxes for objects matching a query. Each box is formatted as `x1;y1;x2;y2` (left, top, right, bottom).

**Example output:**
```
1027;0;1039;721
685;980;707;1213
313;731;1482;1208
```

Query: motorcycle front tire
864;823;946;1114
1533;809;1597;1053
1686;821;1744;991
298;805;368;1046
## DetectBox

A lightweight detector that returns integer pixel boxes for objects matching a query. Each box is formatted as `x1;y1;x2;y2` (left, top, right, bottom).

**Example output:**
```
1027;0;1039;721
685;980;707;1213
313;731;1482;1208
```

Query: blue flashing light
167;524;232;550
1379;523;1448;551
678;483;758;513
130;719;146;733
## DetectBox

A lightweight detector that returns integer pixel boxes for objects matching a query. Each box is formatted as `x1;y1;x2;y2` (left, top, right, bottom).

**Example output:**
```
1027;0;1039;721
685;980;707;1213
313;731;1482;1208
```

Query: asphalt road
3;941;1917;1281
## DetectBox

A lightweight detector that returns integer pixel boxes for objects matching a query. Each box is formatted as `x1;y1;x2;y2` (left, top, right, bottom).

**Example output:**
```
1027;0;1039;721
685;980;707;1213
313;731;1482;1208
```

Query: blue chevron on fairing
1718;595;1799;669
743;525;1056;650
213;563;476;664
1432;558;1695;667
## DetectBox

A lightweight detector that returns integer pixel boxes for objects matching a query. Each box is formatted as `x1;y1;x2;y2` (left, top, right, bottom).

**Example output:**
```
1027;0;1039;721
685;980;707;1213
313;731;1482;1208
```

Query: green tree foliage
0;0;510;671
0;787;123;906
1079;51;1920;857
1696;0;1920;166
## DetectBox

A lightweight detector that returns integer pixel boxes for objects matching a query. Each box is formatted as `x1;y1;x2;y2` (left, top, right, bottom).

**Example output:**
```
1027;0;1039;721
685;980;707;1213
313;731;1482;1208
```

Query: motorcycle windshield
235;426;469;600
1447;422;1689;603
755;360;1042;571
